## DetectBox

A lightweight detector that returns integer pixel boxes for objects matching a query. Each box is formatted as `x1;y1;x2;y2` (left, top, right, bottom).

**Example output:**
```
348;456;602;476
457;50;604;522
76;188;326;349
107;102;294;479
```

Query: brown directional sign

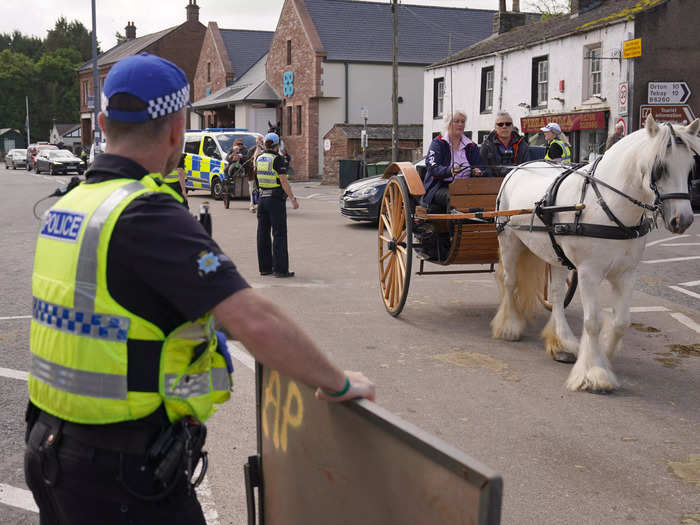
251;364;502;525
640;105;696;127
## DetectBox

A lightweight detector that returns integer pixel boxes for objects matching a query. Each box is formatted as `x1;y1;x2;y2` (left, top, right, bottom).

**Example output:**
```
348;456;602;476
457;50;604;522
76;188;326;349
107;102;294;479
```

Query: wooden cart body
377;162;576;316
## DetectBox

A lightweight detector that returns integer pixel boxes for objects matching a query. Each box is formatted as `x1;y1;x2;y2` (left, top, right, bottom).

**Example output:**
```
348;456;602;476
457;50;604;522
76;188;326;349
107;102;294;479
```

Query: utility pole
91;0;100;154
391;0;398;162
25;96;30;146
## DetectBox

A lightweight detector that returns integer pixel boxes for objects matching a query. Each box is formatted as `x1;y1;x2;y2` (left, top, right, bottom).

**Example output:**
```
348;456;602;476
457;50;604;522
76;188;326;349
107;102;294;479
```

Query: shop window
477;131;490;145
433;77;445;119
531;56;548;108
296;105;302;135
585;45;602;98
480;67;494;113
287;40;292;65
287;106;292;136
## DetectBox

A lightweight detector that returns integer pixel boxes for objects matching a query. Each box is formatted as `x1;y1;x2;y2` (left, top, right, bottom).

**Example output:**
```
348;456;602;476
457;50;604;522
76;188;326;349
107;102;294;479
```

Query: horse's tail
494;246;545;323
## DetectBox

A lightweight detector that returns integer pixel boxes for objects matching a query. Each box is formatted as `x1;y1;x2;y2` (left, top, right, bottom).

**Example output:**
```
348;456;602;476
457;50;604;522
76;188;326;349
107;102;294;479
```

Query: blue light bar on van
184;128;250;132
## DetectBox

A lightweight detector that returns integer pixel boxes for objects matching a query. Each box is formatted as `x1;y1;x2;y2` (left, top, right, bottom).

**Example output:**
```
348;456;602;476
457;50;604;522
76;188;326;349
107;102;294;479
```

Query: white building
424;0;644;162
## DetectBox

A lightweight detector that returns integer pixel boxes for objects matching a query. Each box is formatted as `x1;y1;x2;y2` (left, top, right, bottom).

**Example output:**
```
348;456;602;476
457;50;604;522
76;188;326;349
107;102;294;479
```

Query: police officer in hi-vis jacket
25;53;374;524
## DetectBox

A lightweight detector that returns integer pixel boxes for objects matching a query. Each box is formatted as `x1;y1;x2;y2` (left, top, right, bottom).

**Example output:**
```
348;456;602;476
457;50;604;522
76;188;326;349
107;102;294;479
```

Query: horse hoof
587;387;613;395
553;351;576;364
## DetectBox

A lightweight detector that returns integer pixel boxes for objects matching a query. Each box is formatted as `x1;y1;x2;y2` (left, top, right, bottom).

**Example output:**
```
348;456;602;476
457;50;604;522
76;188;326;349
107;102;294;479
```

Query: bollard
199;201;212;236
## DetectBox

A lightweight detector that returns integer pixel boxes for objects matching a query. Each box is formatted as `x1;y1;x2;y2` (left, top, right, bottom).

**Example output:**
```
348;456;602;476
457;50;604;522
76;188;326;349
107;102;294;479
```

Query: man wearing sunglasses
479;111;529;177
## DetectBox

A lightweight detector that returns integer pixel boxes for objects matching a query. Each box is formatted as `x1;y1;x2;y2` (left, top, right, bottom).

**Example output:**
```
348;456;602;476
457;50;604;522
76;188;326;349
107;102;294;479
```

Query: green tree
45;17;99;62
115;31;127;45
0;30;44;61
525;0;570;17
33;48;82;140
0;50;38;136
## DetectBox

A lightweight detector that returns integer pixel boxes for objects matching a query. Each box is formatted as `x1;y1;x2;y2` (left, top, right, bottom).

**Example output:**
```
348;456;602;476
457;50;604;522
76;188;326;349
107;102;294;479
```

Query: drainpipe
344;62;349;124
498;53;504;111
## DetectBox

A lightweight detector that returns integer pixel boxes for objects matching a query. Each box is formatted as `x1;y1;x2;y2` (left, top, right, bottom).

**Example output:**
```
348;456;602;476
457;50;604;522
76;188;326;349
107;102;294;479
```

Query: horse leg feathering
541;265;578;363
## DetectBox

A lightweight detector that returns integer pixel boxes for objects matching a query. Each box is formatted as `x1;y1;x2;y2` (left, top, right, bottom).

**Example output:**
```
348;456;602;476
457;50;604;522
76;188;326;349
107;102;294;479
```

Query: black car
339;158;426;223
35;149;85;175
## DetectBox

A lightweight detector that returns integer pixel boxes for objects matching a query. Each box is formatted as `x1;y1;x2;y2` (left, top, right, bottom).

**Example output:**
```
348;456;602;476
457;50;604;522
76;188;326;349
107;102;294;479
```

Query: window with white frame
480;66;494;113
433;77;445;119
587;45;602;97
537;58;548;106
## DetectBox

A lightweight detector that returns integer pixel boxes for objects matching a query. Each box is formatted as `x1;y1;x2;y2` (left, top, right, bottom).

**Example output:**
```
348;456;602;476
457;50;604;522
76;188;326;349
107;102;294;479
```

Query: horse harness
498;123;694;270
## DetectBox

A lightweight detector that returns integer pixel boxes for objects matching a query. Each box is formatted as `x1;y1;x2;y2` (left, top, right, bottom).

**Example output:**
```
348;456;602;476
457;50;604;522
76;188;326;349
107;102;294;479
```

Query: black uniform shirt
546;141;564;159
86;154;249;334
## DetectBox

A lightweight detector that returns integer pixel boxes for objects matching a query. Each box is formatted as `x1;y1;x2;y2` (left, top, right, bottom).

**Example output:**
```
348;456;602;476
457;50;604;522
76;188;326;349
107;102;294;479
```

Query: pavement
0;168;699;524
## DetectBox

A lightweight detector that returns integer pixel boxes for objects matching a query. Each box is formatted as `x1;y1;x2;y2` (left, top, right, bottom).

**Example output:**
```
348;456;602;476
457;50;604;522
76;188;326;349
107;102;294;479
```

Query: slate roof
430;0;666;68
302;0;498;64
333;124;423;141
220;29;274;79
78;26;178;71
55;124;80;136
192;79;280;110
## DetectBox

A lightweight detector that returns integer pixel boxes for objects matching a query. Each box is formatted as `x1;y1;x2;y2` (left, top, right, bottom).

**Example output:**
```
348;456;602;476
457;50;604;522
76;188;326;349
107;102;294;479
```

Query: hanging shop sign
520;111;607;134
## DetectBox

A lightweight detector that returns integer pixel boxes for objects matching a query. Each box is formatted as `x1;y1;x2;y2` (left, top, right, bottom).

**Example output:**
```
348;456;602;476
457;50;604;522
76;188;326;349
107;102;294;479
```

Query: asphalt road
0;165;698;524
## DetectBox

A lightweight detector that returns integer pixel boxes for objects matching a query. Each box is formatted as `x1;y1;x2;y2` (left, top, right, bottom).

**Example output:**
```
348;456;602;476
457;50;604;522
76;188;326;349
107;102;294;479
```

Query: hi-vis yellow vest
545;139;572;163
29;174;230;425
256;152;280;189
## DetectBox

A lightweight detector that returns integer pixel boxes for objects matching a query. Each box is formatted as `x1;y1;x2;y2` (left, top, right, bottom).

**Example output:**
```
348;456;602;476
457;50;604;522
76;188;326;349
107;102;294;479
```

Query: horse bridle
649;122;696;206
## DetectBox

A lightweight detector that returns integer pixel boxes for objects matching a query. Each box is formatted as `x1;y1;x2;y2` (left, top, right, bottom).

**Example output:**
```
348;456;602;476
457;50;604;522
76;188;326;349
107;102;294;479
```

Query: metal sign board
622;38;642;58
250;364;502;525
618;82;628;115
648;82;691;104
640;105;696;127
616;116;627;136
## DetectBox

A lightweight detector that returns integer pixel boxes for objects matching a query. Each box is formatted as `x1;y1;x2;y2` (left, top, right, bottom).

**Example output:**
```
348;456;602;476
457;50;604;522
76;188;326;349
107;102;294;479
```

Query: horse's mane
612;120;700;171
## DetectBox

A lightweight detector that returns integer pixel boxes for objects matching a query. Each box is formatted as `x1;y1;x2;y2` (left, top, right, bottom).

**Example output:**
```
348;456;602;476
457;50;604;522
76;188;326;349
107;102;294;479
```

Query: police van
183;128;262;200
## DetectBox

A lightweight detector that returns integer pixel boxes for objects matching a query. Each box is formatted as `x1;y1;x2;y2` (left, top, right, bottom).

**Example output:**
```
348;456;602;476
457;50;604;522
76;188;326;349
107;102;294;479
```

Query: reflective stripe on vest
29;175;230;424
256;153;280;188
545;139;572;163
163;169;179;184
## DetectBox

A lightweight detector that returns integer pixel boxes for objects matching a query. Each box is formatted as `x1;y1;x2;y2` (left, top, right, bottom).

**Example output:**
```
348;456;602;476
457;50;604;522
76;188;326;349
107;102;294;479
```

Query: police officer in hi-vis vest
256;132;298;277
541;122;572;163
25;53;375;524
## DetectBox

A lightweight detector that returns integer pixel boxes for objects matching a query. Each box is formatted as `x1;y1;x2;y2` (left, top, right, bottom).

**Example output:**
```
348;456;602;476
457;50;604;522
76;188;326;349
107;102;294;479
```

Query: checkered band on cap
147;84;190;120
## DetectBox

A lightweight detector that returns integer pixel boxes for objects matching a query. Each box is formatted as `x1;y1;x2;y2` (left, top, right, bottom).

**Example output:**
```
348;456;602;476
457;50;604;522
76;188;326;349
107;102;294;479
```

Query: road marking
629;306;670;312
659;243;700;247
0;315;31;321
250;281;329;289
642;255;700;264
668;286;700;300
196;477;220;525
227;341;255;371
670;313;700;334
0;367;28;381
646;235;690;247
0;484;38;513
679;280;700;287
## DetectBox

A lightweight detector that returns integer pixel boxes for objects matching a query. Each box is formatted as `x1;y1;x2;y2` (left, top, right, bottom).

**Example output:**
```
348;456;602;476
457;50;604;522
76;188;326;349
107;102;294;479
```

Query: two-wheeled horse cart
377;162;578;316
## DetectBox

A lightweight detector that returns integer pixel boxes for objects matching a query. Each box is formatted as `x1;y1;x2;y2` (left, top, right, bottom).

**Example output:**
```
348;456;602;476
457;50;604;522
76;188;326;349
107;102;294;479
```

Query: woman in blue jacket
422;110;482;211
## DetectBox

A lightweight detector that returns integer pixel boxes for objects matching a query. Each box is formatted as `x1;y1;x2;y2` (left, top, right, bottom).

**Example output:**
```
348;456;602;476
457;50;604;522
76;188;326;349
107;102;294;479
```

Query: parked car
88;137;107;166
26;143;58;171
34;149;85;175
339;158;426;223
5;149;27;169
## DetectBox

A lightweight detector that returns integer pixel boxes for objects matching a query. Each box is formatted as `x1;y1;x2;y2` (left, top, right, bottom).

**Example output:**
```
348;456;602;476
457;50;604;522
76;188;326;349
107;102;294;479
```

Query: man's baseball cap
540;122;562;134
102;53;191;123
264;132;280;145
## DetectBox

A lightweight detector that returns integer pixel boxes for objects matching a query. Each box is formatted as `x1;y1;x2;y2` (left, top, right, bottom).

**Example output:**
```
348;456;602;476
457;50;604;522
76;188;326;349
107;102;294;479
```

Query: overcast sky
1;0;540;51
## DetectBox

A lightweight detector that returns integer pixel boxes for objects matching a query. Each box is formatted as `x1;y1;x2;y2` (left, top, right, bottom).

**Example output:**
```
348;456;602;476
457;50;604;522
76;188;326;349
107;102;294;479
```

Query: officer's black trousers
257;196;289;274
25;417;207;525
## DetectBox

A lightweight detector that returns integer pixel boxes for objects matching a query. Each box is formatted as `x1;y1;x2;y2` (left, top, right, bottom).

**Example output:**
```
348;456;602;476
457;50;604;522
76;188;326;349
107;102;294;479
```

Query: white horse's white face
644;116;699;233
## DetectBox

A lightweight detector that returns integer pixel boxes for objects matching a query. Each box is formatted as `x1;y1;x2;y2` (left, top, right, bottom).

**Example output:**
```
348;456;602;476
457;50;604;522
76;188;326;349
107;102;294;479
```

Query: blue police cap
103;53;191;123
264;132;280;145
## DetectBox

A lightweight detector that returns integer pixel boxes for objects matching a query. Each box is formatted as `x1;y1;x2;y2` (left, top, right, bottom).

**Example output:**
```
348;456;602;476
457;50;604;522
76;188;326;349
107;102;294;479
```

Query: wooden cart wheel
378;176;413;316
540;264;578;311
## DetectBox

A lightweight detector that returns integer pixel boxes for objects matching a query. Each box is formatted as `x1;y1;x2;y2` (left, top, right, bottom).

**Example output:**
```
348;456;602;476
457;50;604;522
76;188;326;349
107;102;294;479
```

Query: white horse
492;115;699;393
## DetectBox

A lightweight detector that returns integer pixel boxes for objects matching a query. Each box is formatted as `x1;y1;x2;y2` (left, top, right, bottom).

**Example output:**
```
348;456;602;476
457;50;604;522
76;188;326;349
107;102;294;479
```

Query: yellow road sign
623;38;642;58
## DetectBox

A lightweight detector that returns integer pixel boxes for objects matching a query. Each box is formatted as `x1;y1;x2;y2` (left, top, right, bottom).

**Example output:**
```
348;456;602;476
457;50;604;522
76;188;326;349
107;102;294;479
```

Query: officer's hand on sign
314;370;375;402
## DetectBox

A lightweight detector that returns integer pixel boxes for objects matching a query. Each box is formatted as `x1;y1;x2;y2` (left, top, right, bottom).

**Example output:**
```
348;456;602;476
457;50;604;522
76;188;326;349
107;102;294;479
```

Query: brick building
77;0;206;147
266;0;496;181
191;23;275;130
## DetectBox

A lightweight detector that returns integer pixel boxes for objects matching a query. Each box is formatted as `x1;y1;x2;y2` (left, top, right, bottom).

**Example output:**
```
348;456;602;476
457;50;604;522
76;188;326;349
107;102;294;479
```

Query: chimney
493;11;527;34
570;0;602;13
125;21;136;41
186;0;200;23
